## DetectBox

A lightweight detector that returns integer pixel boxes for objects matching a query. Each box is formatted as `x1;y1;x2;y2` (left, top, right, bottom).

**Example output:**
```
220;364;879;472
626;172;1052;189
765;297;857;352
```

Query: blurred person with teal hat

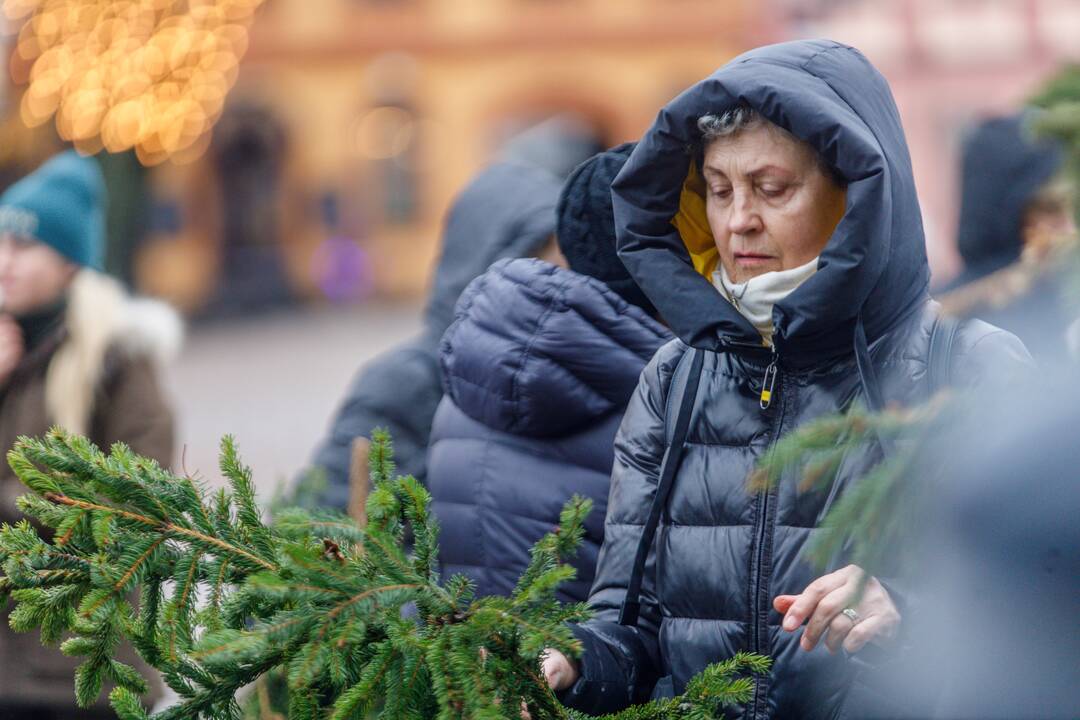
0;148;107;271
0;151;180;717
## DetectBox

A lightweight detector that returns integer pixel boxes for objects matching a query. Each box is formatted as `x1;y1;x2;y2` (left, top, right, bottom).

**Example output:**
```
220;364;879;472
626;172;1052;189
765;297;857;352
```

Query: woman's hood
613;39;930;365
439;258;671;437
423;162;562;337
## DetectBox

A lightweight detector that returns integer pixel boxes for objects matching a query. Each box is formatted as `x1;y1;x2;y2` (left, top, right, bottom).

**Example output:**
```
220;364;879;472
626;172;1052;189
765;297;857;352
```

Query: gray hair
697;105;766;142
696;104;847;187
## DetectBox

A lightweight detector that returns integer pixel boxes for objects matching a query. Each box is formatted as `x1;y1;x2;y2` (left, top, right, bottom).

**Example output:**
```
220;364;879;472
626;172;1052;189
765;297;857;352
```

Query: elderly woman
540;40;1030;719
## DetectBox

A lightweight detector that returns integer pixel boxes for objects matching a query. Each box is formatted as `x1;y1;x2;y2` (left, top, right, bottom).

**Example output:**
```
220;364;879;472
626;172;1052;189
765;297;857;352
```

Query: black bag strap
619;348;705;627
928;313;963;396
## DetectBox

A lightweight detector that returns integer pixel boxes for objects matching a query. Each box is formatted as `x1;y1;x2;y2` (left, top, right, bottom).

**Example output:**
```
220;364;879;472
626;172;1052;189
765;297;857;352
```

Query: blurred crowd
0;30;1077;720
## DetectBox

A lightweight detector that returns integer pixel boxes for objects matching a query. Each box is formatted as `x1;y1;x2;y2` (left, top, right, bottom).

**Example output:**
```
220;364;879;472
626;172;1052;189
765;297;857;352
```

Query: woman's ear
535;236;568;268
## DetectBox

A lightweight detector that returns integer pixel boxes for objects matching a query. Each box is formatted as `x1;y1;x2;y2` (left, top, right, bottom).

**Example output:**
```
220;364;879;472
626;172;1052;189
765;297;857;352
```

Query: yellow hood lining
672;160;720;279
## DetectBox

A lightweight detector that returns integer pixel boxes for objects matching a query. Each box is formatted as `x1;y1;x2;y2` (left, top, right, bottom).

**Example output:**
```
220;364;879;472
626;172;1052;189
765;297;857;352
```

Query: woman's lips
734;253;776;266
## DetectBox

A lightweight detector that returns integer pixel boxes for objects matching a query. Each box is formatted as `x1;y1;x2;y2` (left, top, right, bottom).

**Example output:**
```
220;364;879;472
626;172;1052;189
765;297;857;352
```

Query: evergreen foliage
1030;63;1080;168
749;399;955;580
1030;64;1080;307
0;427;768;719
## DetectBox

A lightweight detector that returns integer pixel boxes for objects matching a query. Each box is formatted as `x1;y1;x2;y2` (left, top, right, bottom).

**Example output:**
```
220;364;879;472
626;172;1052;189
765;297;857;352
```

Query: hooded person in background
938;112;1078;364
0;151;179;717
427;144;671;603
537;40;1031;719
307;162;562;509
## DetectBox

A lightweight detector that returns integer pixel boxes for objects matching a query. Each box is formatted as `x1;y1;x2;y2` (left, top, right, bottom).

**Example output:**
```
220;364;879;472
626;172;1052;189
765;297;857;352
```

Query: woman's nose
727;192;763;235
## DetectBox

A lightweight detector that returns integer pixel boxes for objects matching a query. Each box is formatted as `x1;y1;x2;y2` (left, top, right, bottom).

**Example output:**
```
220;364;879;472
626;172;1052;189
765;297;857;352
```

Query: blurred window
354;103;421;224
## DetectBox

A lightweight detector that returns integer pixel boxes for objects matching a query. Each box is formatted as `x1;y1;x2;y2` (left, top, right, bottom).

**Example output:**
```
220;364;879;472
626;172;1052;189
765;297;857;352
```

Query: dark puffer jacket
428;258;670;602
308;163;562;507
562;40;1032;719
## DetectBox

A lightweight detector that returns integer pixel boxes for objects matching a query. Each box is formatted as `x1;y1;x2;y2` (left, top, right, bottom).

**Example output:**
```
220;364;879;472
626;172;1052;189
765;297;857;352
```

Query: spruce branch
750;393;963;592
2;427;767;719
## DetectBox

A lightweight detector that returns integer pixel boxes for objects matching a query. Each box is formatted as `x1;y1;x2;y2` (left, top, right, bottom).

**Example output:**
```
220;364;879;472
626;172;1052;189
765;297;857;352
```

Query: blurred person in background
0;151;179;718
898;378;1080;719
307;162;562;509
538;40;1031;719
852;369;1080;719
938;112;1078;364
427;144;670;603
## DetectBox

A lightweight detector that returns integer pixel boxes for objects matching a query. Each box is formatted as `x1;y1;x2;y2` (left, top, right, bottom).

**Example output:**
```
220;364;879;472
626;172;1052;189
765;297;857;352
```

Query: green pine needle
1;427;767;719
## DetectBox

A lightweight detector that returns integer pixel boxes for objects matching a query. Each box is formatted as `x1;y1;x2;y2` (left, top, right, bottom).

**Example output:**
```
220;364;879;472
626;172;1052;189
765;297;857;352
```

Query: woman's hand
541;648;579;692
522;650;580;719
773;564;900;654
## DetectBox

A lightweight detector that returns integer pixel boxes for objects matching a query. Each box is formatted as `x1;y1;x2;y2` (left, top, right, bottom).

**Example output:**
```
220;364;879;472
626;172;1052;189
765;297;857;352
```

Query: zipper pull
759;354;779;410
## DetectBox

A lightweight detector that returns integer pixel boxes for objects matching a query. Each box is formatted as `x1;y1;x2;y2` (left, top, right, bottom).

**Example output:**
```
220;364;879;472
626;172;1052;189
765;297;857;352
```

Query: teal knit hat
0;151;106;269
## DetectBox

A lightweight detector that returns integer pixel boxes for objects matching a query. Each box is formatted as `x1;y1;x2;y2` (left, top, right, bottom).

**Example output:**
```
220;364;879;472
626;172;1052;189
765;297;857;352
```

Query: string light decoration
5;0;266;165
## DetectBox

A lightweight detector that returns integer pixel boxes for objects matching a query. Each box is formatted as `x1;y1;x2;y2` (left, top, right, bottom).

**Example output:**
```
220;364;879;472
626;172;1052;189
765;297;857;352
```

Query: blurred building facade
770;0;1080;281
130;0;756;313
2;0;1077;309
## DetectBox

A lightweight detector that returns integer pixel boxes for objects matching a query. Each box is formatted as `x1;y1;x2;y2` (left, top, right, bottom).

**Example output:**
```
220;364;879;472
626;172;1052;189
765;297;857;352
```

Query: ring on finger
841;607;860;625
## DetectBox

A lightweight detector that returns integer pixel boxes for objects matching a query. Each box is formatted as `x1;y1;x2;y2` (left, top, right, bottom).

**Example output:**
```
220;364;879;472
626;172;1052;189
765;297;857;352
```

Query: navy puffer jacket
428;258;670;602
561;40;1032;719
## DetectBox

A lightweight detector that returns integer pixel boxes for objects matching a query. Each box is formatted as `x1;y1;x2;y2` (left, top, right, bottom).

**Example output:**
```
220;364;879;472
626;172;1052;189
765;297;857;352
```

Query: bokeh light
5;0;265;164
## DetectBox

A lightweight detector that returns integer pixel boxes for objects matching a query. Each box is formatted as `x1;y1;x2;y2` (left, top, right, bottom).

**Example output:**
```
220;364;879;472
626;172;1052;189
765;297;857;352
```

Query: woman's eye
709;186;731;199
759;185;787;198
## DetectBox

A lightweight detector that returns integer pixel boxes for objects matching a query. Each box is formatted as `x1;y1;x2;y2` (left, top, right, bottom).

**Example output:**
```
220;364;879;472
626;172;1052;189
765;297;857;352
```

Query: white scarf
711;257;819;345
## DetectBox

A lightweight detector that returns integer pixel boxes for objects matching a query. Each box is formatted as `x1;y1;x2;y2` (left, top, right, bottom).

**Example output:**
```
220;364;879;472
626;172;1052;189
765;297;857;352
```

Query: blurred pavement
165;302;423;502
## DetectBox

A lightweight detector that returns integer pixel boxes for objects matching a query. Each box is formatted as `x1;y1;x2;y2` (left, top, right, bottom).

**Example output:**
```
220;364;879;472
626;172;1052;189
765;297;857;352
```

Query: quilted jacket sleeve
559;340;688;714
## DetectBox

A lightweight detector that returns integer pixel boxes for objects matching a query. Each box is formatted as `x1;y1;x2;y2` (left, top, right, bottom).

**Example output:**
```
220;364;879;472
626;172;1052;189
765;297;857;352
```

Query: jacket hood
612;39;930;364
440;258;670;437
423;162;562;336
954;112;1063;284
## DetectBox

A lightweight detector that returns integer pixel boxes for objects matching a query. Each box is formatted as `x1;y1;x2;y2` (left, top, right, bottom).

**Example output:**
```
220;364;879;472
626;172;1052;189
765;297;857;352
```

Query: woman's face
702;123;846;284
0;233;77;316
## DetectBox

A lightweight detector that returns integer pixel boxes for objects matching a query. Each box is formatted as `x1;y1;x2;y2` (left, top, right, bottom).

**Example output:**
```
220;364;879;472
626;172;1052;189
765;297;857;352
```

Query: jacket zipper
749;346;784;718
